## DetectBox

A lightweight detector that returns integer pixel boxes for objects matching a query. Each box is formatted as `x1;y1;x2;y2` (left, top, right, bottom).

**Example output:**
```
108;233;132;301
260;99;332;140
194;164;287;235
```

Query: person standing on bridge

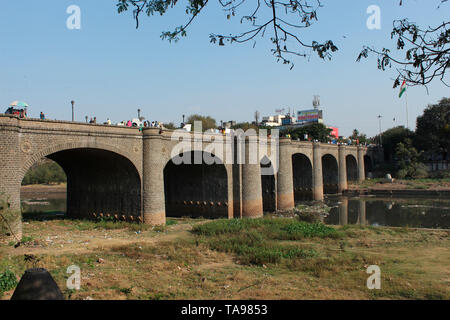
40;112;45;120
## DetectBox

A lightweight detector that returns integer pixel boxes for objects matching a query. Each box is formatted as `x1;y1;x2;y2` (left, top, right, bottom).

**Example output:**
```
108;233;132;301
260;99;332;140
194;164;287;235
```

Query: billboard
281;117;294;125
297;109;322;124
328;126;339;138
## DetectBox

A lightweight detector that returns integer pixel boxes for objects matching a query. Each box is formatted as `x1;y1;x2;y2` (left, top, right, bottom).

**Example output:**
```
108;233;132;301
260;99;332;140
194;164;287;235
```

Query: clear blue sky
0;0;448;137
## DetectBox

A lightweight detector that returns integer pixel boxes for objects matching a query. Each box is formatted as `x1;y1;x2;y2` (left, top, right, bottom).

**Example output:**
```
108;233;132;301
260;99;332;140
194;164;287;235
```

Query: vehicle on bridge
5;107;27;118
5;101;29;118
117;118;143;127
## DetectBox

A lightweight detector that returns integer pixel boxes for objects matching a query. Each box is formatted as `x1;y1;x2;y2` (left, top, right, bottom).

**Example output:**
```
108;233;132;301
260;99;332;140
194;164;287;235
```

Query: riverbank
349;178;450;191
346;178;450;197
1;217;448;300
21;183;66;194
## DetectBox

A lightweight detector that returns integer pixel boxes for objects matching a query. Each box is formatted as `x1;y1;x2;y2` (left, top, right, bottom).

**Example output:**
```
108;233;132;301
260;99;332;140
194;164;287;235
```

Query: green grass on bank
21;211;178;232
1;215;448;300
192;218;343;265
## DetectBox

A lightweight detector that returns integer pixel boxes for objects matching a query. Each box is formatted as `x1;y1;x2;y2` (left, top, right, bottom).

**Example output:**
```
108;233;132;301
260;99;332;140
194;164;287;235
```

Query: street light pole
71;100;75;122
377;115;383;145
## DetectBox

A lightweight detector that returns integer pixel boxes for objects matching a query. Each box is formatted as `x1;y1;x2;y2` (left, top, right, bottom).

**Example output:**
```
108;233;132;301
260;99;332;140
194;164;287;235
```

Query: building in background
260;96;341;141
261;114;286;127
297;109;323;125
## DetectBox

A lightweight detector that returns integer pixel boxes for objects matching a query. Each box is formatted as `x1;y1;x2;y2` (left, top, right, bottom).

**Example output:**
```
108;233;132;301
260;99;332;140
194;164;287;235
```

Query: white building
262;114;286;127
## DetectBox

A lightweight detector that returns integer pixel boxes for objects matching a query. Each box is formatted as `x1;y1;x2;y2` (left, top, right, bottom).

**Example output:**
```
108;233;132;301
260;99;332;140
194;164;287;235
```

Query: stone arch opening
20;158;67;220
292;153;313;201
21;148;142;220
163;151;228;218
322;154;338;194
346;155;358;183
261;156;276;212
364;155;373;177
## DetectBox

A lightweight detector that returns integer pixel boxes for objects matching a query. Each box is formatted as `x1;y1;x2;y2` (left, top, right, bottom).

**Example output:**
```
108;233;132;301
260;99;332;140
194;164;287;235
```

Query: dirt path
4;222;195;257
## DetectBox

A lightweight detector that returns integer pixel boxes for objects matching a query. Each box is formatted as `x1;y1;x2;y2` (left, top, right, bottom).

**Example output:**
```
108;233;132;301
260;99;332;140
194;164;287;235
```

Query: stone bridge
0;115;381;233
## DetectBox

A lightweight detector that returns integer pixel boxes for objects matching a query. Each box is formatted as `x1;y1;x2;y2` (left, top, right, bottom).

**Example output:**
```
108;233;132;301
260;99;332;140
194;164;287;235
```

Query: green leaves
312;40;338;60
0;270;17;293
415;98;450;158
186;114;217;130
284;123;333;143
22;160;66;185
359;17;449;88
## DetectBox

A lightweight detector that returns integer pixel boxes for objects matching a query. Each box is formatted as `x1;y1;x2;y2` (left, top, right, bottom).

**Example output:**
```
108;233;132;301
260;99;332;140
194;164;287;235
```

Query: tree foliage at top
231;122;263;131
394;139;428;179
187;114;217;130
284;123;332;143
116;0;338;69
357;0;449;89
22;161;67;186
414;97;450;159
350;129;369;145
377;126;415;162
117;0;448;87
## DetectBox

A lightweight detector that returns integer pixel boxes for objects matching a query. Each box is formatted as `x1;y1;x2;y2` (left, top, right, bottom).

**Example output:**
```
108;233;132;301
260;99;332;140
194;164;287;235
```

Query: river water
20;193;450;229
323;196;450;229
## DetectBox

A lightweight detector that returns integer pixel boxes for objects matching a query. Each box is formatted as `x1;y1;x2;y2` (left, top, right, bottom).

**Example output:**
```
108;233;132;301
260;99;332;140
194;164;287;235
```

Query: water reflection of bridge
330;197;449;228
337;198;366;226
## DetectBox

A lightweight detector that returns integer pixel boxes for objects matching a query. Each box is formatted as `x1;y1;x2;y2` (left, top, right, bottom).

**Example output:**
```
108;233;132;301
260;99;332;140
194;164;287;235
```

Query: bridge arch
364;155;373;177
261;156;276;212
292;153;313;201
20;142;142;220
346;155;358;183
19;141;142;180
322;154;339;194
163;150;228;218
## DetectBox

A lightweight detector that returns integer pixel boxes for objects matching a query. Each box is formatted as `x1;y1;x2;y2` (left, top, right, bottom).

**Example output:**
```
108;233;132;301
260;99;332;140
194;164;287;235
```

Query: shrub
193;218;339;266
280;222;341;239
428;169;450;179
0;270;18;293
396;162;429;179
0;193;22;240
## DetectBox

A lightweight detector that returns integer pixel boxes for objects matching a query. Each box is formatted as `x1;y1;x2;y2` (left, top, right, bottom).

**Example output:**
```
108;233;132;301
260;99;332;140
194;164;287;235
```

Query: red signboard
328;127;339;138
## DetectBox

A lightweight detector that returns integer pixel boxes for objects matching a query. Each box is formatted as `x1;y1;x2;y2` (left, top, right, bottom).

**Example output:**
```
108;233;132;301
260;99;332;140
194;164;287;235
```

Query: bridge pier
241;137;263;218
0;118;22;239
339;198;348;225
142;135;166;225
358;146;366;182
276;138;295;211
312;142;324;201
338;145;348;193
358;199;366;225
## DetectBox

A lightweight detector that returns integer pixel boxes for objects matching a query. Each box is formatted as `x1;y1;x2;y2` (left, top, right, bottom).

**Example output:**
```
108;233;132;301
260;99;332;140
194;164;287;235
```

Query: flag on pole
399;80;407;98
